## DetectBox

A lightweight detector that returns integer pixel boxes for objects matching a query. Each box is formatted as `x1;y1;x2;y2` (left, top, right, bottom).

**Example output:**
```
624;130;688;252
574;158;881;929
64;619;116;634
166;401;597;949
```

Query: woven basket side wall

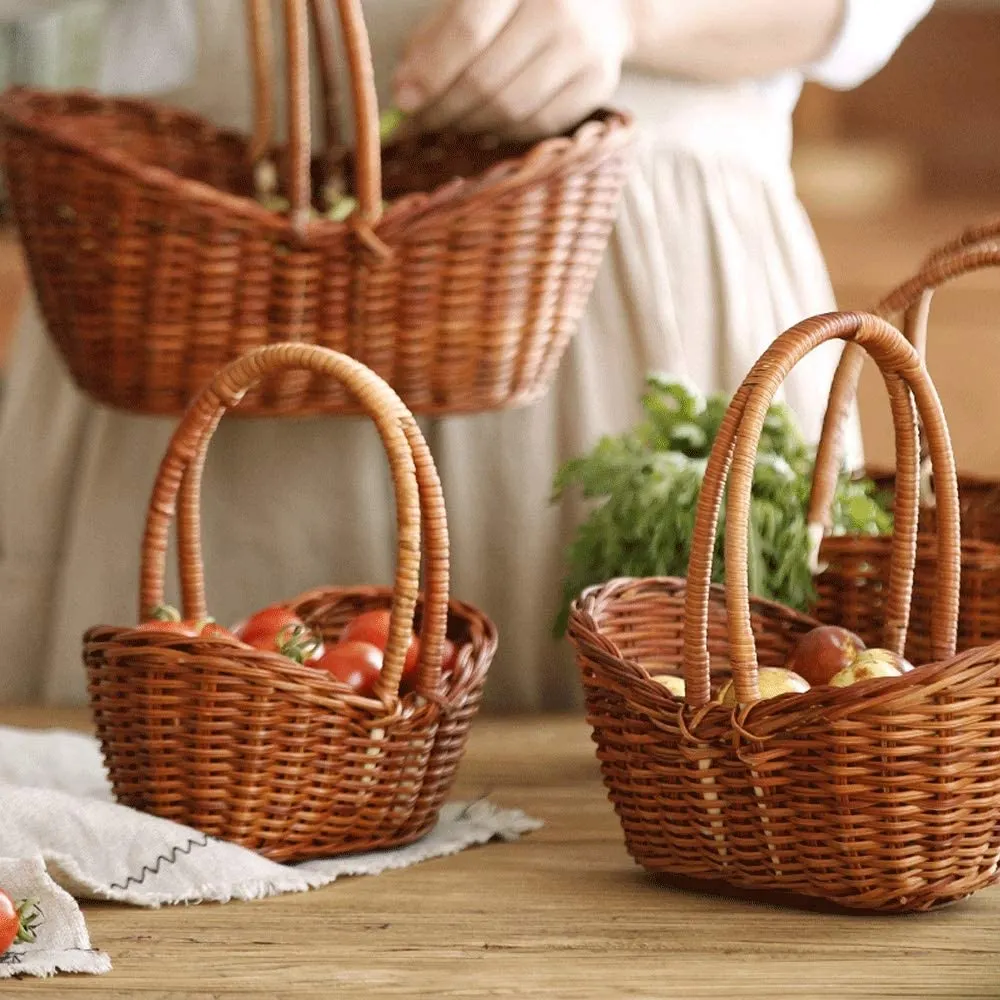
572;578;1000;912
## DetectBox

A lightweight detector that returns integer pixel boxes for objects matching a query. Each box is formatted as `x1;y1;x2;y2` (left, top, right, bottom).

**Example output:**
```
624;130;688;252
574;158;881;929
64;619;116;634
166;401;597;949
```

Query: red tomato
0;890;17;955
201;623;243;643
237;605;323;663
237;605;304;645
442;638;458;677
341;610;419;676
313;641;384;696
0;890;38;954
257;624;324;664
399;637;461;694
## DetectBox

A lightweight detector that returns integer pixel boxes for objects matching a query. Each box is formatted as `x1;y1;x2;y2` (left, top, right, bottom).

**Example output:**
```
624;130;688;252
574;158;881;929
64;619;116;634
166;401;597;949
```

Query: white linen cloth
0;725;542;909
0;855;111;979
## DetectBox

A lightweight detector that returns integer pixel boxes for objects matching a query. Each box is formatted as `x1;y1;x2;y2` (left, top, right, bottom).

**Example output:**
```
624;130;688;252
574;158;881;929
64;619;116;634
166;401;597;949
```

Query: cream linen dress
0;0;931;709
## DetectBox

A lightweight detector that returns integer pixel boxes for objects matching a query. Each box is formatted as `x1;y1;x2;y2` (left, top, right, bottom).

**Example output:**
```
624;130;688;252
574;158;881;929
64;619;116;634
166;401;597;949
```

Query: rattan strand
83;344;497;862
566;312;1000;913
0;0;634;416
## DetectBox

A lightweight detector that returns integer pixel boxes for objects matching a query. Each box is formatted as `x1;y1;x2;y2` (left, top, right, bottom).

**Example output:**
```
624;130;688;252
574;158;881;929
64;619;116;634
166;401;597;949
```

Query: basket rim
84;587;498;720
819;531;1000;569
0;87;635;244
867;463;1000;491
569;573;1000;732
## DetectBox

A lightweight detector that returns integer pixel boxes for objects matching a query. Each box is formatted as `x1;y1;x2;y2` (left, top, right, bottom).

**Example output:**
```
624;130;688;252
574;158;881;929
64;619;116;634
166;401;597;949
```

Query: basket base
224;812;436;864
639;870;974;916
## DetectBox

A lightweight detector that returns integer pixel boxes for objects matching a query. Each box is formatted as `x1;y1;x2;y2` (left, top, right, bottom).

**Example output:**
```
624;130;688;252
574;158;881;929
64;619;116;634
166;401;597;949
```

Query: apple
784;625;866;686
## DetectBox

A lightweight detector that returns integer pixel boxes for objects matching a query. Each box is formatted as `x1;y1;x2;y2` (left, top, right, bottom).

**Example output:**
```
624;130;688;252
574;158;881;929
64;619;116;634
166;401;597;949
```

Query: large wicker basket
812;240;1000;662
83;343;497;862
568;310;1000;913
0;0;633;417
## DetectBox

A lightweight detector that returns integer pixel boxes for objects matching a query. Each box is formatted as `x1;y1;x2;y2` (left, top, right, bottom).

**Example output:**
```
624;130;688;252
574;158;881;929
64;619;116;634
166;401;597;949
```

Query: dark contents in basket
25;91;553;210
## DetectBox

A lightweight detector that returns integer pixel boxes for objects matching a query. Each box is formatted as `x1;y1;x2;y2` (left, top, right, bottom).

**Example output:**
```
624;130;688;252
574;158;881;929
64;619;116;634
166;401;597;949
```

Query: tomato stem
278;624;323;664
14;898;41;945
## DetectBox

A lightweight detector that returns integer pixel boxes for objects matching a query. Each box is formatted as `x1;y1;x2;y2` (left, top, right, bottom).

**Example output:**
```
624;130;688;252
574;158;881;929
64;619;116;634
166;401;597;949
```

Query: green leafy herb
379;107;406;143
552;375;893;633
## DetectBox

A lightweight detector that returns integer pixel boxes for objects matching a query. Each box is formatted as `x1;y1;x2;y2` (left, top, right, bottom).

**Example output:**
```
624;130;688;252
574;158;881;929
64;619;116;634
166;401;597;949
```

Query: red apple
784;625;866;686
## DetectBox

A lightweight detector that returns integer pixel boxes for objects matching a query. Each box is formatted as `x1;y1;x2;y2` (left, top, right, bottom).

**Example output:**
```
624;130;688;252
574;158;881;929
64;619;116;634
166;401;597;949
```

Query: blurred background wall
792;0;1000;477
0;0;998;476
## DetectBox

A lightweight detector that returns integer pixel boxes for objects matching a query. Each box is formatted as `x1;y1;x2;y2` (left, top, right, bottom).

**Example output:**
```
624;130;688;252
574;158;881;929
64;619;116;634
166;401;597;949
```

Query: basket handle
808;243;1000;535
247;0;383;229
923;216;1000;264
681;312;960;708
308;0;345;194
138;344;449;707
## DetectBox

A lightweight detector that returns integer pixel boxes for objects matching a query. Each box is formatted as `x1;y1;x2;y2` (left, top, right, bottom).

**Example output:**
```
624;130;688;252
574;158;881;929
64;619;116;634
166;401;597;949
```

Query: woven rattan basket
812;240;1000;662
0;0;633;417
568;310;1000;913
83;343;497;862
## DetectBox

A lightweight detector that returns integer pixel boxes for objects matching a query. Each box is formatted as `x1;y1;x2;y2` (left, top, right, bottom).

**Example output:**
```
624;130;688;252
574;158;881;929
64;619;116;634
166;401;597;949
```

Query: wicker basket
811;241;1000;662
83;343;497;862
568;310;1000;913
0;0;634;417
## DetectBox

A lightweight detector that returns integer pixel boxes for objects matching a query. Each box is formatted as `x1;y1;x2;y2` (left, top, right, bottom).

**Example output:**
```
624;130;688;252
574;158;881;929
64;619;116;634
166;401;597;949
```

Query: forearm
624;0;844;81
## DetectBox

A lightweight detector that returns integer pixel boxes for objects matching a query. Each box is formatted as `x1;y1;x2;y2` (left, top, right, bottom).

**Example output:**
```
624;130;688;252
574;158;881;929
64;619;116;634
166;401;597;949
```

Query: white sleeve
98;0;196;95
805;0;934;90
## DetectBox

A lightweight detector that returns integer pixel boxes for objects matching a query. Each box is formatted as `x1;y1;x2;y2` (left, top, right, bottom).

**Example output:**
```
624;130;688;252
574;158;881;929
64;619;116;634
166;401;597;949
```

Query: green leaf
379;107;406;143
551;374;893;634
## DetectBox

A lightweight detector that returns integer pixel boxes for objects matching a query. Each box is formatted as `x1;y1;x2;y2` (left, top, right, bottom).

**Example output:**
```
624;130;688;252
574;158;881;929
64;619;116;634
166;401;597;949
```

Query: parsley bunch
552;375;892;633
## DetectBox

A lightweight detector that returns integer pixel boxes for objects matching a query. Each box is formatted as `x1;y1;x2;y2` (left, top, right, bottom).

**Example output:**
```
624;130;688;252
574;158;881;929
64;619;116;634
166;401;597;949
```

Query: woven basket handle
139;344;449;706
808;243;1000;536
308;0;345;192
682;312;961;708
923;216;1000;264
246;0;382;230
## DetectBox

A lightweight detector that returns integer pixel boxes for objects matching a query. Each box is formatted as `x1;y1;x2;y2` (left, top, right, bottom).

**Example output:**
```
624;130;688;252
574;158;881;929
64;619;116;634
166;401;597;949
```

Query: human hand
393;0;633;139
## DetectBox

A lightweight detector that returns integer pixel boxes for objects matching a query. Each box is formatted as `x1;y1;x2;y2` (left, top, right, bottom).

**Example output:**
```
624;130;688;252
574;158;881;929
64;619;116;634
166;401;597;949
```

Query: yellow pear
829;650;904;687
650;674;685;697
717;667;810;706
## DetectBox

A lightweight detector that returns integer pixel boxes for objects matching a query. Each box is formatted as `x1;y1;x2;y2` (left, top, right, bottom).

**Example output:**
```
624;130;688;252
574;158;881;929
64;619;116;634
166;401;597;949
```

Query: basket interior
870;469;1000;546
293;587;483;667
15;91;586;208
584;579;819;698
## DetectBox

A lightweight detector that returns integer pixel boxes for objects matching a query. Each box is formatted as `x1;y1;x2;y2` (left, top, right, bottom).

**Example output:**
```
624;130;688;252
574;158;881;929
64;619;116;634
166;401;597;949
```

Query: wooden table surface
4;707;1000;999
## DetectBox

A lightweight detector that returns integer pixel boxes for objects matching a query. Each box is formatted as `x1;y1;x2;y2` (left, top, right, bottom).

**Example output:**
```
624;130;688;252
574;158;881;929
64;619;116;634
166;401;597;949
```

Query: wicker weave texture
83;344;497;862
0;0;634;417
569;312;1000;912
812;240;1000;658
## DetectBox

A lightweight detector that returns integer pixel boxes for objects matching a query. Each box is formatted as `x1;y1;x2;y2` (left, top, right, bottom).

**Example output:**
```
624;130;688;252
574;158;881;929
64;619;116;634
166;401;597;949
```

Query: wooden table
4;708;1000;999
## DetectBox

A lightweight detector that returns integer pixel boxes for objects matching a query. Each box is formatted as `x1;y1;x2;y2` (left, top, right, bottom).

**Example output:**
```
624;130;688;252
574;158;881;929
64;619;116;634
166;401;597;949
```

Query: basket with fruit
83;343;497;863
0;0;633;418
567;310;1000;913
810;236;1000;663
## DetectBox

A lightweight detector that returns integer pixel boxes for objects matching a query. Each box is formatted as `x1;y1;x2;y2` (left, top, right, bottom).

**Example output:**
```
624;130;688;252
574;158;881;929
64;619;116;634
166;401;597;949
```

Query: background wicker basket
812;240;1000;662
569;310;1000;913
0;0;634;417
83;343;497;862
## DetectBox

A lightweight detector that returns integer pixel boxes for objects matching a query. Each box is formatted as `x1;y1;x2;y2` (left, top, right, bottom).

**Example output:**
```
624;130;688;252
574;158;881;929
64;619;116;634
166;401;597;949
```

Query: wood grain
3;708;1000;998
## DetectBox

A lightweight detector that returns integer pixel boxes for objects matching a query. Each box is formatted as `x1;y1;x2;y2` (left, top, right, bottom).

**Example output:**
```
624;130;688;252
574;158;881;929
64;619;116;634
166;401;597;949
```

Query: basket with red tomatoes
83;344;497;863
